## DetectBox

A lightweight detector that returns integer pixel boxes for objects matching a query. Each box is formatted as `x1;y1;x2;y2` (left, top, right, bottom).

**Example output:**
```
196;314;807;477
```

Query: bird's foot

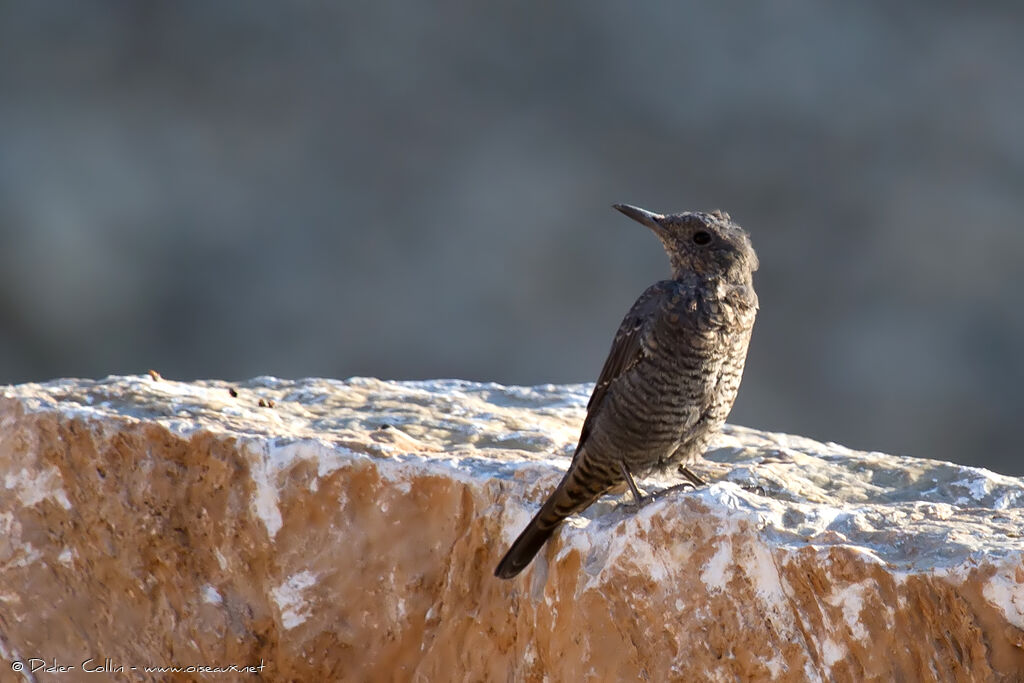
621;491;653;512
649;481;701;501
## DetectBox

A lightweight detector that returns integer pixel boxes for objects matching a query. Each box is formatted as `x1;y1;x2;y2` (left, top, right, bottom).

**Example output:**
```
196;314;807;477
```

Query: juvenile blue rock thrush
495;204;759;579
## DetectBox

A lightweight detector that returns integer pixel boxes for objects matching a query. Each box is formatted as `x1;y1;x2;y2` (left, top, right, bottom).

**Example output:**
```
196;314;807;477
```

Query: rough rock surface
1;375;1023;682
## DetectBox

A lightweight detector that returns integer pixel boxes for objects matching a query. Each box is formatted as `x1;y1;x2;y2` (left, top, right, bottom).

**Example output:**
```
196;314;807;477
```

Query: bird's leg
619;461;644;504
677;465;707;488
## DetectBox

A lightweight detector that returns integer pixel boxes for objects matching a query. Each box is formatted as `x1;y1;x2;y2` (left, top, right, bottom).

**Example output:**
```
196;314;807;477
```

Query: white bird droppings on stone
821;637;845;667
244;440;283;539
4;466;71;510
202;584;223;605
826;583;868;640
983;569;1024;630
702;536;735;592
748;541;788;614
272;570;318;630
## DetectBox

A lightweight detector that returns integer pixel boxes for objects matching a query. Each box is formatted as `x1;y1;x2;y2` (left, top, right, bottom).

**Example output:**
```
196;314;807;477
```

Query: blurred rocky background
0;3;1021;473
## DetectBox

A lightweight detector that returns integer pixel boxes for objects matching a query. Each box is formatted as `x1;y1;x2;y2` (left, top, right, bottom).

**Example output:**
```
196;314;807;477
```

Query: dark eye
692;230;712;246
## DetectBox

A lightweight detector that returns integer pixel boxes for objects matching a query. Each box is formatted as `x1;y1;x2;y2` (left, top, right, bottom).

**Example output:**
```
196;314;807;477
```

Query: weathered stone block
1;376;1022;681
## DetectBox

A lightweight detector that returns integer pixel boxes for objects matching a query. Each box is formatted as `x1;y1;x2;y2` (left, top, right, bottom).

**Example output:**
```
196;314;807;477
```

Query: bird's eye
692;230;712;246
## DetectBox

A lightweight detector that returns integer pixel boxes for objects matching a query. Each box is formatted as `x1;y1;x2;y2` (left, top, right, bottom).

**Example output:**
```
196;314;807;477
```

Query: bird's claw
622;495;652;512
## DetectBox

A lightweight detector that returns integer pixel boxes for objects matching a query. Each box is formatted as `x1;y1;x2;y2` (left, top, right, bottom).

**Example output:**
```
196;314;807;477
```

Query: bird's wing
576;281;678;453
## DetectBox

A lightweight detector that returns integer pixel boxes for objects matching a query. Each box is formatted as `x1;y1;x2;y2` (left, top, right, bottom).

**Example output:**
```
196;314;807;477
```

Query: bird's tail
494;457;613;579
493;505;561;579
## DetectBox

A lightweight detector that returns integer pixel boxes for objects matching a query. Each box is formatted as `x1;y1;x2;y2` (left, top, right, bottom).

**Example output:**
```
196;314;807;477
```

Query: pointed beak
612;204;664;231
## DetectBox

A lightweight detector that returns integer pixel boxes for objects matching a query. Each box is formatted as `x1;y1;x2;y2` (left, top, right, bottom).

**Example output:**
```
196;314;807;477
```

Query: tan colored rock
1;375;1023;681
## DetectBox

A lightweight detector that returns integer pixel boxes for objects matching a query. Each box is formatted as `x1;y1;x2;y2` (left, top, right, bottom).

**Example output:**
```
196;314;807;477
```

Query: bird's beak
613;204;664;231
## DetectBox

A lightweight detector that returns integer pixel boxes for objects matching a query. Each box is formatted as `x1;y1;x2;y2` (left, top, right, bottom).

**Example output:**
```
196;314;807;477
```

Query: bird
494;203;759;579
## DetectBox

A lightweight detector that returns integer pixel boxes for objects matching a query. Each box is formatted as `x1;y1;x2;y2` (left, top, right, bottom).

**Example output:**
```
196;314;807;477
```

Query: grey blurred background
1;3;1022;473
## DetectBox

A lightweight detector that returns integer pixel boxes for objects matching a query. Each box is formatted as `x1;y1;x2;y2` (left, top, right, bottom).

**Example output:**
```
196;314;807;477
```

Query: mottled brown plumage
495;203;759;579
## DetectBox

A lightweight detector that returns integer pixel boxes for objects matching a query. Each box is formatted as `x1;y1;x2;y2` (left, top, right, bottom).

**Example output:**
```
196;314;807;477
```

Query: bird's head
613;204;758;283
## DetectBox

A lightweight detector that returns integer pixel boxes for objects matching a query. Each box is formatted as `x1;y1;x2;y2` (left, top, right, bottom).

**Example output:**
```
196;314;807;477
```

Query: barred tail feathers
494;453;617;579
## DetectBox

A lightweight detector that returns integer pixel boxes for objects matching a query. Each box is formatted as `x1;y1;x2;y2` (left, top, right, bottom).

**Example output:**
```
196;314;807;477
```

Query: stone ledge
1;375;1022;681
